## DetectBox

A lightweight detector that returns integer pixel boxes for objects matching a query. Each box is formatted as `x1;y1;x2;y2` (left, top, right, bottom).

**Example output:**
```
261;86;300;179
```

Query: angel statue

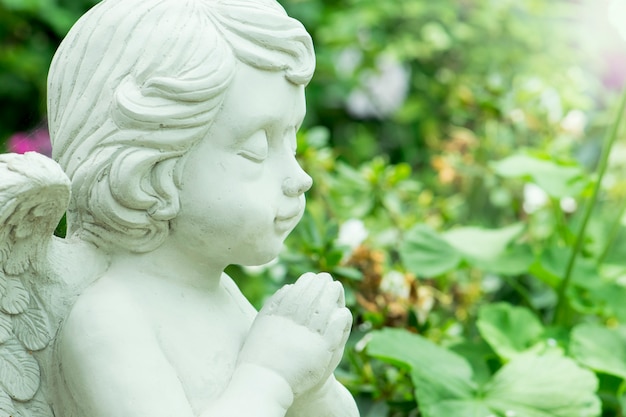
0;0;360;415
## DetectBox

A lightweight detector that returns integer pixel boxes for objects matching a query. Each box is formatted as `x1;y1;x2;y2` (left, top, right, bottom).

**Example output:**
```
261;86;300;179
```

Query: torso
123;273;257;413
54;270;258;416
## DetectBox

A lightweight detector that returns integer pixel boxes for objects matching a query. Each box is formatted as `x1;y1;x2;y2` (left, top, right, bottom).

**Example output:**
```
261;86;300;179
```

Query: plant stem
596;193;626;265
553;89;626;325
552;197;570;244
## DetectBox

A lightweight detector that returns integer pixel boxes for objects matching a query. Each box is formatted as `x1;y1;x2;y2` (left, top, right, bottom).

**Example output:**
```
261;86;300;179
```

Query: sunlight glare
608;0;626;41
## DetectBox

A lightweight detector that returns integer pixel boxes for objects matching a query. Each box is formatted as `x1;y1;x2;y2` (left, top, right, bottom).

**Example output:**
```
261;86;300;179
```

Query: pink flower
602;51;626;91
7;127;52;157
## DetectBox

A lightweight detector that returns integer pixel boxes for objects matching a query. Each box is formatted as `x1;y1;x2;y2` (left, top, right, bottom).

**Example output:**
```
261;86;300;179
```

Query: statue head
47;0;315;255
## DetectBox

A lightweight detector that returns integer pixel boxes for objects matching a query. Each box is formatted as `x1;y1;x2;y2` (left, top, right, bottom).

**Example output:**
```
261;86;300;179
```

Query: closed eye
238;130;269;163
238;149;267;163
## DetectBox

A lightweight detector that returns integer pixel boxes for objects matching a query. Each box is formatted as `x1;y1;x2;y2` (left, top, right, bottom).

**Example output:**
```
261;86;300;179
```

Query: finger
300;278;343;330
316;272;333;283
280;273;319;317
315;274;345;308
298;272;318;283
334;281;346;308
293;275;329;320
337;308;352;349
262;284;292;314
323;307;353;350
290;273;317;297
307;281;344;332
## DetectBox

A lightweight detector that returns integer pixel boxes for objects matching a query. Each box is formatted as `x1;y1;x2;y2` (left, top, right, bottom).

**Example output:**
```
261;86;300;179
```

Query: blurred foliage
3;0;626;416
0;0;99;143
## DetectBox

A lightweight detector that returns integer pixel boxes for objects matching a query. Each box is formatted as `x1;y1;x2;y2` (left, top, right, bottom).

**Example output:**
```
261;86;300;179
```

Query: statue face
170;63;312;268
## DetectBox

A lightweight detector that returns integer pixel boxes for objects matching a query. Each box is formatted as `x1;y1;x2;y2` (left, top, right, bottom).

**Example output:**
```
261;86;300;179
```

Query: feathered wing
0;152;70;417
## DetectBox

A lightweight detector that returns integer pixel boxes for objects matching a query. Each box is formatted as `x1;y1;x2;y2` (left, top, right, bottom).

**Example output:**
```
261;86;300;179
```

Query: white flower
346;55;410;119
560;197;578;213
508;108;526;124
335;47;363;77
523;183;549;214
608;143;626;168
482;274;503;293
416;286;435;325
355;333;373;353
540;88;563;123
380;270;410;299
560;109;587;136
337;219;368;250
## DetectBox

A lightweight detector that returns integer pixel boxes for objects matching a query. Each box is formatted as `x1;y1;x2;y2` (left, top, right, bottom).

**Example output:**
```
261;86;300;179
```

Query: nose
282;169;313;197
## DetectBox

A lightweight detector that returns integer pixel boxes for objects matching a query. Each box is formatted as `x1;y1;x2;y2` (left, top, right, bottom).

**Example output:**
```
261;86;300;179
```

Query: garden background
3;0;626;416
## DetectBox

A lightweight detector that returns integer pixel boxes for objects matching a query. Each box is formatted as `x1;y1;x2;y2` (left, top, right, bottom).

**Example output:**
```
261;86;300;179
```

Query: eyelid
238;130;269;163
238;149;267;163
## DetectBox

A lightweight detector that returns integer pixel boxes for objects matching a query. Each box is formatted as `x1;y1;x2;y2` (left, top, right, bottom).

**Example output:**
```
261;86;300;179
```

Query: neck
107;239;226;292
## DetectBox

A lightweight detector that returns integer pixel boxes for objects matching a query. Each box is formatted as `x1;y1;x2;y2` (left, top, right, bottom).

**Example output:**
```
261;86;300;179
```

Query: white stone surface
0;0;359;415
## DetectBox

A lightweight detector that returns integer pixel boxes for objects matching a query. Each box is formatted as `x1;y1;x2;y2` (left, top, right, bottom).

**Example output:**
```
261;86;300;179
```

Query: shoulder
54;275;199;416
60;275;154;355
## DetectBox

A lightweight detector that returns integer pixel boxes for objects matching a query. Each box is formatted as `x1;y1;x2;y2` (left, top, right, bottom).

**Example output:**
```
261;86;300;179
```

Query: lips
274;209;303;232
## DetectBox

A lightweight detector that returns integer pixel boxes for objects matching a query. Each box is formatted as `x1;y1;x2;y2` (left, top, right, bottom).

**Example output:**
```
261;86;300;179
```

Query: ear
108;148;181;223
147;158;181;221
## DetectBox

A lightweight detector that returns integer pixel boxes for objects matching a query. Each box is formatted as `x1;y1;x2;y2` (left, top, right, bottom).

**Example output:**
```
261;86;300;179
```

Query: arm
221;273;355;415
57;281;293;417
237;273;353;398
287;376;360;417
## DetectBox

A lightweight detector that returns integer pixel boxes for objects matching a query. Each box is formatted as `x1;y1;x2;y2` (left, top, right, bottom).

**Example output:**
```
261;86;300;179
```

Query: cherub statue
0;0;359;415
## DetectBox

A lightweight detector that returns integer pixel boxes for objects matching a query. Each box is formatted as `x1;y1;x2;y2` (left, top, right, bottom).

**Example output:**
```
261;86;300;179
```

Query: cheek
222;154;267;182
177;156;280;228
183;191;273;234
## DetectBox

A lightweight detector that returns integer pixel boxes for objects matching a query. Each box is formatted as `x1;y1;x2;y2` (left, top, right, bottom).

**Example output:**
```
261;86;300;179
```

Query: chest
137;284;256;414
164;316;248;404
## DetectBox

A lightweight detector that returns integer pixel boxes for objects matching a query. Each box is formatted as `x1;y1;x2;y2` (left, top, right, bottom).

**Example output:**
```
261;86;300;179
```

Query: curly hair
47;0;315;253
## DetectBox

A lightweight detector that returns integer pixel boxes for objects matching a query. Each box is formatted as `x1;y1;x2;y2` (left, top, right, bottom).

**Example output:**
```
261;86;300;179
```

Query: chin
243;252;280;267
235;243;282;267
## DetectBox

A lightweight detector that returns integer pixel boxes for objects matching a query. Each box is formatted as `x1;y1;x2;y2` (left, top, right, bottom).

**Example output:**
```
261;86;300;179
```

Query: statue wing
0;152;70;417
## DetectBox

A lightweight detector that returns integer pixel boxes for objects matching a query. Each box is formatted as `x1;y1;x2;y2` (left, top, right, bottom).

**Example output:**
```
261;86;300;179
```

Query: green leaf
471;244;534;275
570;323;626;380
367;328;477;409
529;246;568;288
303;126;330;149
427;400;492;417
367;329;601;417
530;246;600;289
436;224;532;275
477;303;544;360
491;154;586;198
421;22;452;51
601;286;626;322
484;352;600;417
400;224;462;277
442;223;524;261
331;266;363;281
449;340;495;386
579;282;626;322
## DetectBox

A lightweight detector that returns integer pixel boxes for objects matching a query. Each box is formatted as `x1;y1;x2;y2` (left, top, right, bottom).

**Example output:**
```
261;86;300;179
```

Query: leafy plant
368;328;600;417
